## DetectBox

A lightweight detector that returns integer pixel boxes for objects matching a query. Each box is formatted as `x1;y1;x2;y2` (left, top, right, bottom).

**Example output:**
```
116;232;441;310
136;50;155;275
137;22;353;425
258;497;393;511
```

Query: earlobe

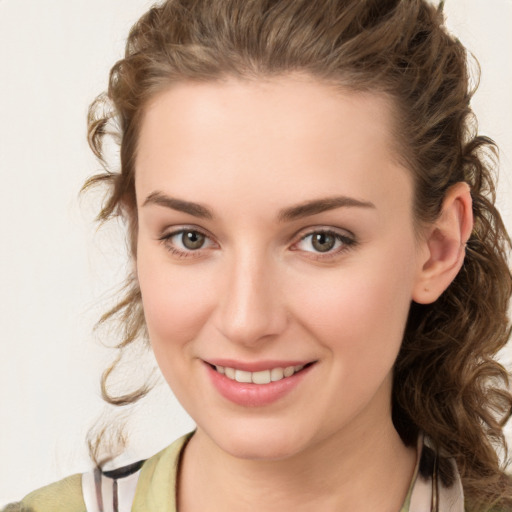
412;182;473;305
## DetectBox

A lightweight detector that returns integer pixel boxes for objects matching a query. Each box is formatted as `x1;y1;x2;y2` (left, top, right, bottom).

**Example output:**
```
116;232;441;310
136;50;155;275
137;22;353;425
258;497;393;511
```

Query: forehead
135;76;412;218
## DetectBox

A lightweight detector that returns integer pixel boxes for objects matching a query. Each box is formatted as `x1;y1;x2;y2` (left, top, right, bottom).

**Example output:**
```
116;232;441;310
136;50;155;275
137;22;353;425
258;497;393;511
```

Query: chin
204;420;314;461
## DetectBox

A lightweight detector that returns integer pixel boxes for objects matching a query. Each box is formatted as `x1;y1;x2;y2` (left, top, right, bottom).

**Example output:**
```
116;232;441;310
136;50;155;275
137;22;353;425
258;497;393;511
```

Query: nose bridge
216;244;286;346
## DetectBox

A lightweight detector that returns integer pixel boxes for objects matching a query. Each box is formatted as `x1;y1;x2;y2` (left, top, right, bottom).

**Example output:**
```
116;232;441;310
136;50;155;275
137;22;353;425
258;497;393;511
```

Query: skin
134;75;472;511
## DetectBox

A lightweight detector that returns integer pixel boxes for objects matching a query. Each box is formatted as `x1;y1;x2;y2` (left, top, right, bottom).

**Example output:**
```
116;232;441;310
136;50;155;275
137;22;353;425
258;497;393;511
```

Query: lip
204;360;315;407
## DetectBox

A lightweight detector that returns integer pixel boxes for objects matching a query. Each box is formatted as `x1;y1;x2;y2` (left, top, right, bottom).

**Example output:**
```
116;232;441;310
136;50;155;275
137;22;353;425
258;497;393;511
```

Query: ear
412;182;473;305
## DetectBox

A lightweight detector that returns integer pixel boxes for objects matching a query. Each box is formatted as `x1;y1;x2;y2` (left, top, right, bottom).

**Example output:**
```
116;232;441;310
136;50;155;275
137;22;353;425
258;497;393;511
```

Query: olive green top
2;433;463;512
2;434;187;512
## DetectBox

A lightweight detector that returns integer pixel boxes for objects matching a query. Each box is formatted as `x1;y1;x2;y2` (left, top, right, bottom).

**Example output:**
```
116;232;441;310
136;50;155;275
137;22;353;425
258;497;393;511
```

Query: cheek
137;255;221;400
136;253;216;351
290;247;416;373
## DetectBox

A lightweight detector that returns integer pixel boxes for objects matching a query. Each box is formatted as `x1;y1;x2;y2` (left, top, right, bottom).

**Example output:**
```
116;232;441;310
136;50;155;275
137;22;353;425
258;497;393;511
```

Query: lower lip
205;363;314;407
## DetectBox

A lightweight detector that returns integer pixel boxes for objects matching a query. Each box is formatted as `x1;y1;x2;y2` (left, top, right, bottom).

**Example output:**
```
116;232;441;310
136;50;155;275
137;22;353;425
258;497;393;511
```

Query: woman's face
135;76;427;459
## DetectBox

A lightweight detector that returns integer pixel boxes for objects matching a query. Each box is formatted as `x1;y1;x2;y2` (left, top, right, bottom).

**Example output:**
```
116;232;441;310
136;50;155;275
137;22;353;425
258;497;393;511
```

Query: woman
4;0;511;510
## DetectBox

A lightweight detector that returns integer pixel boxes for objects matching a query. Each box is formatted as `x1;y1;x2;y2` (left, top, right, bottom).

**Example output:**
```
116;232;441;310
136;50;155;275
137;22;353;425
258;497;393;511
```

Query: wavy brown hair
85;0;512;508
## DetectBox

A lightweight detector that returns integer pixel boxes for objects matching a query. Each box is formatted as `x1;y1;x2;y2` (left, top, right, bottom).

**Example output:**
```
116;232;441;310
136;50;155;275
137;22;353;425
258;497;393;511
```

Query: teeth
252;370;271;384
235;370;252;383
214;364;306;384
283;366;295;377
270;367;284;381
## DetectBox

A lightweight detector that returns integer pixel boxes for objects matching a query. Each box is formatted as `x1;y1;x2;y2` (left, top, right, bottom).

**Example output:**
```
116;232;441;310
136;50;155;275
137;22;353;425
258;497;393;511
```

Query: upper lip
204;359;316;372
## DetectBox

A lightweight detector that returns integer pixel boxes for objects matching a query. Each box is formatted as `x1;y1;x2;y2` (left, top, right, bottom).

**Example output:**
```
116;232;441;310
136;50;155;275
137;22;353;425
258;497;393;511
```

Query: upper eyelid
294;225;355;241
293;230;355;249
158;226;218;255
160;224;214;240
158;225;356;249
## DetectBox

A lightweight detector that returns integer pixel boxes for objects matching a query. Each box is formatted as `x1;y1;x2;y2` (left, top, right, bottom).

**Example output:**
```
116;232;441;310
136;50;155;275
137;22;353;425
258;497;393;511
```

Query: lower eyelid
292;231;357;255
158;228;217;257
158;227;355;258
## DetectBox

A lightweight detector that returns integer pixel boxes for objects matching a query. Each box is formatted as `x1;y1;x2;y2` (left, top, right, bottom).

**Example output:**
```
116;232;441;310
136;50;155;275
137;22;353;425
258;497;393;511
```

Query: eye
293;229;356;257
159;228;216;258
180;230;206;250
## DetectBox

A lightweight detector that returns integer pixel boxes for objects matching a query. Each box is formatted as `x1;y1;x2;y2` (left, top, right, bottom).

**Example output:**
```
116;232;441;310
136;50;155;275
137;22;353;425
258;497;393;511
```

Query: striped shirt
3;433;464;512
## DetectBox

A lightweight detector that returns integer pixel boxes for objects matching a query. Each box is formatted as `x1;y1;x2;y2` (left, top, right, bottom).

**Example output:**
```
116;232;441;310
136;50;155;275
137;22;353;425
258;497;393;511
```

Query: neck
178;416;416;512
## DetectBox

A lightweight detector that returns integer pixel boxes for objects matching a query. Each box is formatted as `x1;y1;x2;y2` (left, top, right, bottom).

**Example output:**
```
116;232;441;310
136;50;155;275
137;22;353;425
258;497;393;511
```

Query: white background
1;0;511;504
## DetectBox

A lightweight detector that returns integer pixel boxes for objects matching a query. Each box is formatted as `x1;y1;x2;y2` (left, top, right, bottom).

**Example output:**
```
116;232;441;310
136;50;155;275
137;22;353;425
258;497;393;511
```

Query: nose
214;248;288;347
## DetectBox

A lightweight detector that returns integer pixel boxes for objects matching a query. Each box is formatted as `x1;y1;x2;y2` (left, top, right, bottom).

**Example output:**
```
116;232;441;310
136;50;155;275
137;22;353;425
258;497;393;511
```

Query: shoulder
84;433;192;511
1;433;193;512
2;474;84;512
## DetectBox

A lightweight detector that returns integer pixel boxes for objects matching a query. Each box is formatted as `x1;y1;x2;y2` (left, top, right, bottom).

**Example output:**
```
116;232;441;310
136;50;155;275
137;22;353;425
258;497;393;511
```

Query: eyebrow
143;191;214;219
142;191;375;221
277;196;375;222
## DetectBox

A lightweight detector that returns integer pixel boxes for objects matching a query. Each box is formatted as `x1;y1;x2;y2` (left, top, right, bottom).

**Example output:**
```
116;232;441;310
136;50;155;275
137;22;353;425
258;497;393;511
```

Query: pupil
182;231;205;250
312;233;335;252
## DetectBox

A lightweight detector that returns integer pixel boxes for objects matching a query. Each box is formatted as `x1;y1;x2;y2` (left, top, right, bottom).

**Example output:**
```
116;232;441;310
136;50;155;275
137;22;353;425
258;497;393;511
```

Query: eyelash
158;226;357;261
158;227;215;259
293;229;357;261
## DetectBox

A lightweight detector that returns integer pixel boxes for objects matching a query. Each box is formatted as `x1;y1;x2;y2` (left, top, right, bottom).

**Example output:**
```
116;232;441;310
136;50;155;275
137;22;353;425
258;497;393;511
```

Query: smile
214;364;306;384
205;360;316;407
